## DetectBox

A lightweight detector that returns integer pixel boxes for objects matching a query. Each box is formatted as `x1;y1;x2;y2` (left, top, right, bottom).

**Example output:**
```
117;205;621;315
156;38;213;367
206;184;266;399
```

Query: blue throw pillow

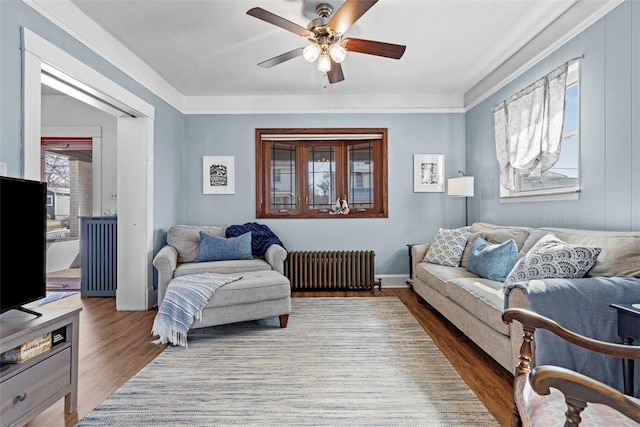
195;231;253;262
466;237;518;282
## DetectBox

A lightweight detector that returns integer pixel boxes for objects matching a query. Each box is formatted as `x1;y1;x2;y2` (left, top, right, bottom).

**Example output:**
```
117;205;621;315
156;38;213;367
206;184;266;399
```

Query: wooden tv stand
0;306;81;427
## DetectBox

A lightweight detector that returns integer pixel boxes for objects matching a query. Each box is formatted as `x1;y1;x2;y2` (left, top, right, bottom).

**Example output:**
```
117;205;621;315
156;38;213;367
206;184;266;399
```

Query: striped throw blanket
152;273;242;347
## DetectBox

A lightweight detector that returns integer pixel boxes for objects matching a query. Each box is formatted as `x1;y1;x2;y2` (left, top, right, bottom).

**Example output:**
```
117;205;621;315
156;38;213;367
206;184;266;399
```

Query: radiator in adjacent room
284;251;381;291
80;217;117;297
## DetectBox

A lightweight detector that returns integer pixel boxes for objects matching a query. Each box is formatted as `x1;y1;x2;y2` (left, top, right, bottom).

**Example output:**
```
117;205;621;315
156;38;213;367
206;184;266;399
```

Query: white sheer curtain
493;62;569;190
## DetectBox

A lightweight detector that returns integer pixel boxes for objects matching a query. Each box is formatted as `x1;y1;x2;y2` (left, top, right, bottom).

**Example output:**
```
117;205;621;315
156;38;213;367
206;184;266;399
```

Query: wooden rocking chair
502;308;640;426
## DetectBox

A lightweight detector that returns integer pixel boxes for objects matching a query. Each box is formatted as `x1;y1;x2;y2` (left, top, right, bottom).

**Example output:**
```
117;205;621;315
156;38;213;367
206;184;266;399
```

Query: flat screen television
0;176;47;316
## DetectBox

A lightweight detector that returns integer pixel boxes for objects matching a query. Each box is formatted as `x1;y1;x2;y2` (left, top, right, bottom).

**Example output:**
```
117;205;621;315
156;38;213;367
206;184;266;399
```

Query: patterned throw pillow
504;233;602;286
423;226;471;267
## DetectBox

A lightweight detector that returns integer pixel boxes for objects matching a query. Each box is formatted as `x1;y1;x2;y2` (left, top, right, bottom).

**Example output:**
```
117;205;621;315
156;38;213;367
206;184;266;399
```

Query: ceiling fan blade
247;7;314;38
343;38;406;59
258;48;304;68
327;60;345;84
328;0;379;35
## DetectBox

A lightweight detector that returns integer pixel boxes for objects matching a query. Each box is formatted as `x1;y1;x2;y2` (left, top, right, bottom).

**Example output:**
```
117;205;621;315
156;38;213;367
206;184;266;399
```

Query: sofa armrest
265;244;287;275
152;245;178;306
410;243;431;279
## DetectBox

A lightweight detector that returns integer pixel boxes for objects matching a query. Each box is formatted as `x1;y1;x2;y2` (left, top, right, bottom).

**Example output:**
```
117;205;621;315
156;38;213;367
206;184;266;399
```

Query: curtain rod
491;56;583;112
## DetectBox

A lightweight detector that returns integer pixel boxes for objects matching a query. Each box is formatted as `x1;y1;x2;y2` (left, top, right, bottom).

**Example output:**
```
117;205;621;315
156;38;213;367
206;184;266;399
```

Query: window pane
308;147;335;210
563;84;578;134
518;135;579;191
549;135;579;179
348;143;374;209
271;143;296;210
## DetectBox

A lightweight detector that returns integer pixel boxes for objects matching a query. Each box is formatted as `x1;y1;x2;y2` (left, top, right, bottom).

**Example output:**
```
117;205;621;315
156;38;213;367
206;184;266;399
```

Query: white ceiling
37;0;618;111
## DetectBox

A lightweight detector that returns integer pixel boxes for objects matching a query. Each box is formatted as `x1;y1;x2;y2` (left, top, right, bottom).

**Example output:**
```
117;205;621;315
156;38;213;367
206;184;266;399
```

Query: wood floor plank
24;289;513;427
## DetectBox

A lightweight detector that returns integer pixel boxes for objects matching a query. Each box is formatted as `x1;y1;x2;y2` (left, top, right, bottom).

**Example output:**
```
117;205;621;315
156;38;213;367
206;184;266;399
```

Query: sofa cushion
460;232;481;268
175;259;272;277
415;262;478;297
520;229;550;256
466;237;518;281
445;277;510;335
505;234;601;286
541;227;640;278
423;226;470;267
470;222;531;251
196;231;253;262
206;270;291;307
168;225;225;263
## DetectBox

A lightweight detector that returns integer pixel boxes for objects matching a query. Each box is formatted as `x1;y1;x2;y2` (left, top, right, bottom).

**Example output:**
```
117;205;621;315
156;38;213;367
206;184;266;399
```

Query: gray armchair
153;225;287;306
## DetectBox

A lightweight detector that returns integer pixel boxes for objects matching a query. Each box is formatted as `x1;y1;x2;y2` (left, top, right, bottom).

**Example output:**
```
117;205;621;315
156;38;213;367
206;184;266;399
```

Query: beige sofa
411;222;640;372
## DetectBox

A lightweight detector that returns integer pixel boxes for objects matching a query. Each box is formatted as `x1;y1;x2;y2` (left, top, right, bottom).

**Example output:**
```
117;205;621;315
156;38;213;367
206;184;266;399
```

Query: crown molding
464;0;624;111
182;94;465;115
23;0;623;115
19;0;464;114
23;0;184;112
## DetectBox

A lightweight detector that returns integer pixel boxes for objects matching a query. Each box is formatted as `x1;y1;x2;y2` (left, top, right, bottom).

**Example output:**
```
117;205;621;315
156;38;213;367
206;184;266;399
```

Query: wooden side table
1;307;81;427
610;303;640;396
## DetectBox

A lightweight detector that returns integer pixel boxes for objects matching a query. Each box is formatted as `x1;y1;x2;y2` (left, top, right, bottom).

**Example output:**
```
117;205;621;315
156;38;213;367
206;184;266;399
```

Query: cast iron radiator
80;217;117;297
284;251;381;291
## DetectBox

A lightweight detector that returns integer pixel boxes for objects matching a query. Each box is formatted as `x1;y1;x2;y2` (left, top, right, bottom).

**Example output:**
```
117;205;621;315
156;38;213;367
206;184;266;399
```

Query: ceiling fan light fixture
328;43;346;63
303;43;321;62
317;53;331;72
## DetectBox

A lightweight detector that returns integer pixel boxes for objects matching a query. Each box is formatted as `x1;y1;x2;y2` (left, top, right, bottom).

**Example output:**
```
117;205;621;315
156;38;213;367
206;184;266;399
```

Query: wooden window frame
255;128;388;219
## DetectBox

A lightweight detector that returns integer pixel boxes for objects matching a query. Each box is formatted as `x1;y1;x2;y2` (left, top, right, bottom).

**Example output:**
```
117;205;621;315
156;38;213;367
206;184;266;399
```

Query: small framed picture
203;156;235;195
413;154;445;192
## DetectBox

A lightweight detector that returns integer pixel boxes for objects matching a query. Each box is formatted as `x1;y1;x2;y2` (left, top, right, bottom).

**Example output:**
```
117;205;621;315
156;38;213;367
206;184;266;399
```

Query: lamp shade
447;176;474;197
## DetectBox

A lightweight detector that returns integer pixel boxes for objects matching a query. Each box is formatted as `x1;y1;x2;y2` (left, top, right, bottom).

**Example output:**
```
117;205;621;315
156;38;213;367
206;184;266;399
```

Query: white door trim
23;28;155;310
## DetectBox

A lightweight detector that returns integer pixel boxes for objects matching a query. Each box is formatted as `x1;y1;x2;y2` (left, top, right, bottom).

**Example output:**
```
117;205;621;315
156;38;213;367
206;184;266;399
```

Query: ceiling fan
246;0;406;84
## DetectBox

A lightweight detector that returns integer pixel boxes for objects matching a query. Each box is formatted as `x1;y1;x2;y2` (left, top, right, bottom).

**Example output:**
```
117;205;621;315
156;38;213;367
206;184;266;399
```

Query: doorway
23;28;156;310
41;135;94;292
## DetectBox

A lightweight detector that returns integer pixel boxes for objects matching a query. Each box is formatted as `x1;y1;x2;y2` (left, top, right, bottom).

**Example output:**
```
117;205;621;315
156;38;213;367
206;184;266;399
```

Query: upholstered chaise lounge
152;225;290;329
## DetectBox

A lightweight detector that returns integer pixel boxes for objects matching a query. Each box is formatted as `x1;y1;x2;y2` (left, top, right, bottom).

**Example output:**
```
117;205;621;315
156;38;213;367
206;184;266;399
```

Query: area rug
77;297;498;426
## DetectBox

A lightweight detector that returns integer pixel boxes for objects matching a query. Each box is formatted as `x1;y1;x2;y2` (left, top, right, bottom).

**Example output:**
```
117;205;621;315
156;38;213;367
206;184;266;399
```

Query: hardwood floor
25;288;513;427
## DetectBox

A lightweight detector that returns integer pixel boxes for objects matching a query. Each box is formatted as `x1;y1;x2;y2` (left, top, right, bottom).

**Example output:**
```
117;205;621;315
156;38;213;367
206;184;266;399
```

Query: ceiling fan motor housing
308;3;342;45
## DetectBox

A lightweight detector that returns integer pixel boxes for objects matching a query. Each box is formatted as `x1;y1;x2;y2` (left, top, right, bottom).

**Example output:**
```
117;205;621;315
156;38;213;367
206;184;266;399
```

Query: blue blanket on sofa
505;275;640;398
226;222;285;257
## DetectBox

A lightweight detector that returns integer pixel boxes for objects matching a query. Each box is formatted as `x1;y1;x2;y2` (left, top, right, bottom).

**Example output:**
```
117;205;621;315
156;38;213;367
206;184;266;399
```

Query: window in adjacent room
495;59;580;201
255;128;388;218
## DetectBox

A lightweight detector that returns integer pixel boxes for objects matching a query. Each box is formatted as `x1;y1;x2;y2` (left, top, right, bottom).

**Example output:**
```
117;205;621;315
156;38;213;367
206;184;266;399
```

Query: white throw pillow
423;226;471;267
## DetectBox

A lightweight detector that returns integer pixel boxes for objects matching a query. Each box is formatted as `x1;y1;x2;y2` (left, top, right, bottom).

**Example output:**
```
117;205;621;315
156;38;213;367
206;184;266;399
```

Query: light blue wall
466;0;639;231
184;113;466;275
2;0;637;281
0;0;185;253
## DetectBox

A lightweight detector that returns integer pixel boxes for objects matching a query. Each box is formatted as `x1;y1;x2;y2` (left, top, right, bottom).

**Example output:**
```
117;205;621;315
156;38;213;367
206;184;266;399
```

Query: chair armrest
530;365;640;424
152;245;178;306
503;308;640;360
410;243;431;279
265;244;287;275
